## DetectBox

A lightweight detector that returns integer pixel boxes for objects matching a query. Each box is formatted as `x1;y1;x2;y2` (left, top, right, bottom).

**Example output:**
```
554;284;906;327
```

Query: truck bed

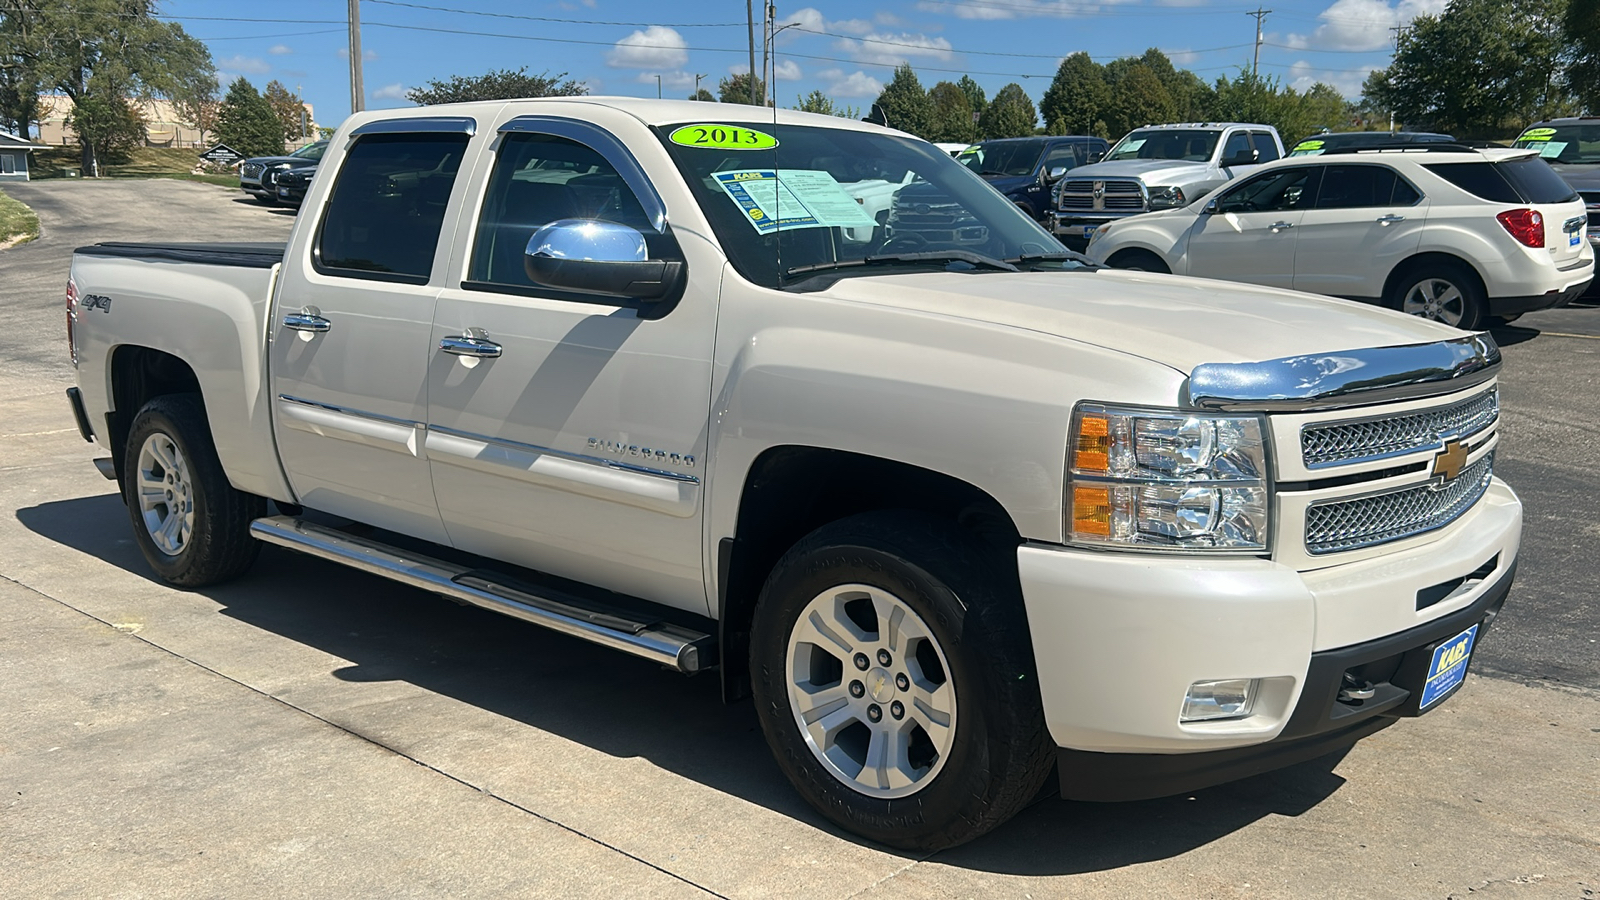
75;241;287;268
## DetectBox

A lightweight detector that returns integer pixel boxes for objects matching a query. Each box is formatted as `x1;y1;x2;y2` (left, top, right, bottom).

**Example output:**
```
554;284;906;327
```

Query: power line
361;0;745;28
790;27;1252;61
915;0;1260;19
198;28;346;41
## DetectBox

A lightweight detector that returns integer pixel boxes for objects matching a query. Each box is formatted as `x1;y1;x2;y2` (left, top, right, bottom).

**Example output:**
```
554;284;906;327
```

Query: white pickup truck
64;98;1521;850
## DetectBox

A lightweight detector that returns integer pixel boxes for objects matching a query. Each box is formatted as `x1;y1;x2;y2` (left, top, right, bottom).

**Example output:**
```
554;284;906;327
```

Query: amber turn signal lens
1072;485;1112;536
1075;415;1111;472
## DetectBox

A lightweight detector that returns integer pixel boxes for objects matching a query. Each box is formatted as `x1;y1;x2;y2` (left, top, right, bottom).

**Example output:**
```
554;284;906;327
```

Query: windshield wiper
785;250;1019;279
1007;250;1097;268
979;169;1011;176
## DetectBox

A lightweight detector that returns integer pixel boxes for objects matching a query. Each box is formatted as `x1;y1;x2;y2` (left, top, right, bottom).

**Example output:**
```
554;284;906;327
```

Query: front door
424;116;716;613
270;123;477;543
1293;163;1427;299
1183;166;1321;290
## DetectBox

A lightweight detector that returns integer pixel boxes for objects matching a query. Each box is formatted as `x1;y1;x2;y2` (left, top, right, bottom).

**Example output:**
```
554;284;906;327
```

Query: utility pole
656;74;662;99
746;0;758;105
762;1;774;107
1246;6;1271;77
1387;24;1406;131
348;0;365;114
694;73;708;99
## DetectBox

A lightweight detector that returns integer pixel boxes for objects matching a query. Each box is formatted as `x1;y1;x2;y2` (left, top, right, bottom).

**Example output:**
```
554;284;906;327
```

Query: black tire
1386;261;1487;330
123;394;264;587
1108;249;1170;274
749;511;1054;851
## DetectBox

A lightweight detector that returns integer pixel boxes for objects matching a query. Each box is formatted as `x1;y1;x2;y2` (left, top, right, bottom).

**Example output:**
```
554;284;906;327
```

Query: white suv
1085;145;1593;330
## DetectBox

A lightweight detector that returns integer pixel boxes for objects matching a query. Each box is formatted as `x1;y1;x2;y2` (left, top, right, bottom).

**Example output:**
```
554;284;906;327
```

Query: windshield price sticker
1539;141;1568;159
713;169;876;235
1518;127;1557;142
1294;139;1324;152
670;124;778;150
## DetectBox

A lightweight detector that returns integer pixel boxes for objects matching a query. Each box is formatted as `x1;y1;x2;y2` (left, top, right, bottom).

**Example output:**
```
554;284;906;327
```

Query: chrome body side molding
249;516;712;673
1185;334;1501;412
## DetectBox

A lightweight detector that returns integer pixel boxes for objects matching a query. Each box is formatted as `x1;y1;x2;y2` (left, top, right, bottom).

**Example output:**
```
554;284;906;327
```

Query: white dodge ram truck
64;98;1521;850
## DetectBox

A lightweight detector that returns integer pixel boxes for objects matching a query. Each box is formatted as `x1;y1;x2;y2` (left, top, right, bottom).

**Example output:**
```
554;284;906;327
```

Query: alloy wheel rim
785;583;957;799
1402;278;1465;327
136;432;195;556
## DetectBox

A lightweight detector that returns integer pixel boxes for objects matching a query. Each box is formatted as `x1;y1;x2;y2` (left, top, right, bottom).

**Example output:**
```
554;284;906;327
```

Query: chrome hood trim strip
1184;334;1500;412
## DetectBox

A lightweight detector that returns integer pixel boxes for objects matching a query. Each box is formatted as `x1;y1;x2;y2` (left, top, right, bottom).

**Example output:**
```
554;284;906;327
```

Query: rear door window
1315;165;1422;208
314;133;470;283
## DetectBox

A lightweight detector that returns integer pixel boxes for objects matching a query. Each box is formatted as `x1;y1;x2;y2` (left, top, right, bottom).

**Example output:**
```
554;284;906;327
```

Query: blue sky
167;0;1440;128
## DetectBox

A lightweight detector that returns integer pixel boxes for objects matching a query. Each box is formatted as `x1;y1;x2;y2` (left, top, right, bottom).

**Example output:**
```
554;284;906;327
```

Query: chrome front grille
1058;179;1145;213
1304;451;1494;555
1301;389;1498;468
242;162;265;178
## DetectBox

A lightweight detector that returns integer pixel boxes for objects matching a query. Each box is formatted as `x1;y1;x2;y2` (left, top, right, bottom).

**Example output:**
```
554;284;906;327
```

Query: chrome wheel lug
895;673;909;691
867;704;882;723
848;680;865;699
890;701;904;720
876;649;892;666
853;653;869;671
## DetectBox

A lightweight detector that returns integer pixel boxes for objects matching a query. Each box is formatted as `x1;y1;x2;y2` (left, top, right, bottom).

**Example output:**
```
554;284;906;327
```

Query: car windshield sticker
1117;138;1146;153
1294;139;1324;151
1517;127;1556;142
669;124;778;150
1538;141;1568;159
713;169;877;235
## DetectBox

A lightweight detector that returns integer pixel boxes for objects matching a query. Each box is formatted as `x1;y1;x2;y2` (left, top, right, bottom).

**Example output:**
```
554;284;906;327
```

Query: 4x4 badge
1431;439;1468;483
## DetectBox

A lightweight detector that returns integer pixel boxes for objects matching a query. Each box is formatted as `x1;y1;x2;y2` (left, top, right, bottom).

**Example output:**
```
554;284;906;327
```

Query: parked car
955;135;1108;220
1513;117;1600;251
1289;131;1455;156
933;142;970;157
273;165;314;206
239;140;327;205
66;99;1522;851
1050;122;1285;247
1086;143;1593;330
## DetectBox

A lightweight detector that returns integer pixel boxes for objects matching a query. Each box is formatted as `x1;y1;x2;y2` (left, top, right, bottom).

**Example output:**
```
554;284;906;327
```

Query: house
36;95;317;149
0;131;49;181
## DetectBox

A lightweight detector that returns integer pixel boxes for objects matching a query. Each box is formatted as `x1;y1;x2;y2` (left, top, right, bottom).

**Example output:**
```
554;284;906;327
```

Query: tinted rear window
1497;157;1579;203
1426;158;1578;204
1424;162;1521;203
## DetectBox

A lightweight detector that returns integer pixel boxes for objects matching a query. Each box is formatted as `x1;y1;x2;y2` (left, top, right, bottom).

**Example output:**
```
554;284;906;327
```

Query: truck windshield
656;122;1083;290
1512;124;1600;165
1105;129;1221;162
958;139;1046;177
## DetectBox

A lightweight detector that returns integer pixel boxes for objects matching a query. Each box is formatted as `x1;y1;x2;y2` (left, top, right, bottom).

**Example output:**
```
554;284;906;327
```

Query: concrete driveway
1;180;1596;898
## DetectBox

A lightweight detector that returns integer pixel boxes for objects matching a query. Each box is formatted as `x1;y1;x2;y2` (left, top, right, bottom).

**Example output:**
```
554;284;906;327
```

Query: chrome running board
249;515;713;673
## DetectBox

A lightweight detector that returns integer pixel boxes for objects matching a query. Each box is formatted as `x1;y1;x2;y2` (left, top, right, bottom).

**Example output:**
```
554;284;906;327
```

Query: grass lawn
0;188;41;247
29;146;238;186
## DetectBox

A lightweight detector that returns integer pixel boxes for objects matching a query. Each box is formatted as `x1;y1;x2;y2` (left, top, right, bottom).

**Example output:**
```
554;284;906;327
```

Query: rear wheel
750;512;1054;851
1388;262;1487;330
123;394;265;587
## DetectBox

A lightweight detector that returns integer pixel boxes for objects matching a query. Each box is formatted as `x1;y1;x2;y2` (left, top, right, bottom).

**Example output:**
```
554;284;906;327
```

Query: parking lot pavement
2;180;1598;897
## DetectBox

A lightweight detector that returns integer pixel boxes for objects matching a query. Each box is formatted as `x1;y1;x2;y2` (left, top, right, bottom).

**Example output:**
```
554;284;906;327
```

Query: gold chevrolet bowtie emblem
1431;440;1468;482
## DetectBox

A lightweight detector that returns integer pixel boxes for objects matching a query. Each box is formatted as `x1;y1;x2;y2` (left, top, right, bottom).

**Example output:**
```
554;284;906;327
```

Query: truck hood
1065;159;1204;185
819;268;1459;374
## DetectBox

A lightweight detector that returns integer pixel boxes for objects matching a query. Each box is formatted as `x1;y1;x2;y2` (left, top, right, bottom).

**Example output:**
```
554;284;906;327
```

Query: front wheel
123;394;265;587
750;512;1054;851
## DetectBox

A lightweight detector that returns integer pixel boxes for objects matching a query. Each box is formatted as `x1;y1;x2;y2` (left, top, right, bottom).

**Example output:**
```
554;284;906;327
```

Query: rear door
423;114;717;613
1293;163;1427;299
1182;165;1320;289
269;118;478;543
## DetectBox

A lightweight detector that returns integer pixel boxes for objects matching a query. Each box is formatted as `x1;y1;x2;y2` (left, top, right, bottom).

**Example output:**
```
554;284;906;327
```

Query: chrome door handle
1376;214;1406;226
283;306;331;333
440;328;501;359
1269;221;1294;232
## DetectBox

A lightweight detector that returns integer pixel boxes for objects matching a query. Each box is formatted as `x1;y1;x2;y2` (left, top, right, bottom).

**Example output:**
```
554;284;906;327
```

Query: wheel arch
716;445;1022;702
1382;251;1489;309
105;345;204;492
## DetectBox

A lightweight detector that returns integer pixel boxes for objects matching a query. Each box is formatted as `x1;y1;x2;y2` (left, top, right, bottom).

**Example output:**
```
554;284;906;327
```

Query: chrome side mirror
524;218;682;300
1046;166;1068;183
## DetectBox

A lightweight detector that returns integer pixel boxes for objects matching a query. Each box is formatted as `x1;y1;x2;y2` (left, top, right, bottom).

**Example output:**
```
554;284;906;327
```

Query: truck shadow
16;493;1349;875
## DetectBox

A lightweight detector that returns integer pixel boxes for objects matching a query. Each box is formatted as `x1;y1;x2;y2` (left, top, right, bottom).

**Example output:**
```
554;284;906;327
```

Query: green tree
406;67;586;104
172;83;219;147
0;0;214;174
1105;64;1175;138
1568;0;1600;112
263;80;305;142
0;50;41;138
956;75;987;120
1041;52;1108;137
215;77;283;158
718;71;765;105
978;82;1037;138
793;88;858;117
1139;48;1213;121
67;88;144;164
926;81;974;142
1364;0;1573;138
689;87;715;102
874;64;934;137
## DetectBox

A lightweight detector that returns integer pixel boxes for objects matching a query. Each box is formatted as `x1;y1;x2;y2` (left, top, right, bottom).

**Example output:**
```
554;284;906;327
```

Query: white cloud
915;0;1136;21
217;55;270;75
820;68;884;98
834;31;953;66
337;47;379;61
371;83;407;100
268;44;293;56
1169;49;1201;65
773;59;803;81
1288;60;1381;98
607;26;690;69
1284;0;1445;52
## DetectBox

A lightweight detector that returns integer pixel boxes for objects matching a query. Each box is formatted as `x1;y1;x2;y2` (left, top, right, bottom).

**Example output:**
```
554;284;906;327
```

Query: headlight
1067;403;1270;552
1087;223;1112;246
1147;185;1186;210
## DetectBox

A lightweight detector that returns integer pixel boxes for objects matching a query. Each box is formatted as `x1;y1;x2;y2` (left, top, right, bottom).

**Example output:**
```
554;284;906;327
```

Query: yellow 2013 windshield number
669;124;778;150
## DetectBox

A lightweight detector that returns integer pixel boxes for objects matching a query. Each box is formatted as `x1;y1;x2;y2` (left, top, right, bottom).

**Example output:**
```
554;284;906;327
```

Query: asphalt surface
0;180;1596;898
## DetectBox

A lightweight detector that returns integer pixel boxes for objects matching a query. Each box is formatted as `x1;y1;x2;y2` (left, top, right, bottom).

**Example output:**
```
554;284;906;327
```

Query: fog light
1181;678;1257;722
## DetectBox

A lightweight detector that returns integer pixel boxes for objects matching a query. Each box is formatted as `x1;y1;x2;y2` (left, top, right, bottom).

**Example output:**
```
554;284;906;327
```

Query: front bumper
1017;478;1521;768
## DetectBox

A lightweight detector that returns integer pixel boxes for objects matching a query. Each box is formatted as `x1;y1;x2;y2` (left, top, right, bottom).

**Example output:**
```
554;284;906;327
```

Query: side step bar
249;516;713;673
